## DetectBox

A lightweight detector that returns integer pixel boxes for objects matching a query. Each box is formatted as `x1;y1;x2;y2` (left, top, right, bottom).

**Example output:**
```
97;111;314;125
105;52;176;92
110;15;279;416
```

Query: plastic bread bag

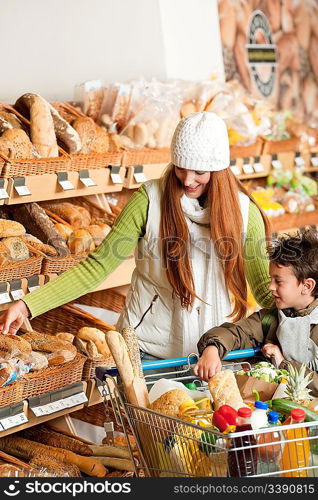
0;357;32;387
74;80;105;122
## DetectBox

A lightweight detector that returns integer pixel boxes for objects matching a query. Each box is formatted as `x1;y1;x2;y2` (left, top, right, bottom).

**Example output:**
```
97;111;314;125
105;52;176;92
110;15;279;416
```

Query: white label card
58;180;74;191
80;177;96;187
311;157;318;167
230;166;240;176
31;392;87;416
272;159;282;169
64;392;88;407
242;163;254;174
28;286;40;293
134;172;147;183
0;188;9;199
253;162;265;173
110;173;123;184
0;292;11;305
295;156;305;167
11;289;25;301
0;413;28;430
15;185;31;196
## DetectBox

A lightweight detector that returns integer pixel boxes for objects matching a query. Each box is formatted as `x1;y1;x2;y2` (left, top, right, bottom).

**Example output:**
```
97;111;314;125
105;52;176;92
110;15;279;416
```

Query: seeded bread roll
0;237;29;261
1;129;33;159
22;331;77;358
0;219;25;238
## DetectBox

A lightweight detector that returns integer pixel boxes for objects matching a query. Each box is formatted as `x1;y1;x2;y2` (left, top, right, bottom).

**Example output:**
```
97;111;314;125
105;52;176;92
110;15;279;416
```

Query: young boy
194;229;318;396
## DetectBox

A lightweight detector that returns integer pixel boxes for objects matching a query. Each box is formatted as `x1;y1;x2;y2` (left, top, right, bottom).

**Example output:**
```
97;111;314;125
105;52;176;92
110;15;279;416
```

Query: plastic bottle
280;408;310;477
250;401;269;430
228;407;257;477
257;411;282;475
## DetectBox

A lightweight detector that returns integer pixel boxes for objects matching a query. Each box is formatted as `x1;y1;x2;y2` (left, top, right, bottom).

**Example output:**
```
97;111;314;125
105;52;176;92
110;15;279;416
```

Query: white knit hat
170;111;229;172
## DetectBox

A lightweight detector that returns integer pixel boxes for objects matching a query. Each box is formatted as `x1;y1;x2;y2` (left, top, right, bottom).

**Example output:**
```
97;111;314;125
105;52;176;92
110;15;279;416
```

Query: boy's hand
262;343;284;367
193;346;222;381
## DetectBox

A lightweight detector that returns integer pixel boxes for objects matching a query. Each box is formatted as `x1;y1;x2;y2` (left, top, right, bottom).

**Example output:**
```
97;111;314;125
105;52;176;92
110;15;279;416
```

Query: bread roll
22;331;77;357
0;219;25;238
27;351;49;371
0;111;24;130
21;234;57;256
1;129;33;159
55;332;75;343
75;206;91;227
133;122;148;146
0;237;29;261
0;334;32;360
151;389;194;417
29;96;59;157
68;229;95;255
77;327;111;357
86;224;111;246
55;223;73;240
208;369;245;411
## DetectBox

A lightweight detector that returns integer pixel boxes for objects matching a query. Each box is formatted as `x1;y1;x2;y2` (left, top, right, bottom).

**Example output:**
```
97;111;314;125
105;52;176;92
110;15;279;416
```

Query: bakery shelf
270;209;318;233
5;167;125;204
124;163;168;189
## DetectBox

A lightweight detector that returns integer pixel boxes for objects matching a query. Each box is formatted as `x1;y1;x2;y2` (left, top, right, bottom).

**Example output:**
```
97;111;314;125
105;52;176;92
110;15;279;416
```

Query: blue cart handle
98;346;261;378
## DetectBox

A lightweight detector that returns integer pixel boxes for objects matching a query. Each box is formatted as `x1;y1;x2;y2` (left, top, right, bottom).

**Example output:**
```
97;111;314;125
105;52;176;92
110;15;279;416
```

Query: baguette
77;327;111;358
105;330;134;389
21;426;93;456
121;326;143;377
0;436;106;477
90;456;135;472
88;444;131;460
208;369;245;411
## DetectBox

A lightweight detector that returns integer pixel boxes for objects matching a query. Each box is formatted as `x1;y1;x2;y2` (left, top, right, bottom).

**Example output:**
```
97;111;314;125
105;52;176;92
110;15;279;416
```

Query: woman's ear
302;278;316;295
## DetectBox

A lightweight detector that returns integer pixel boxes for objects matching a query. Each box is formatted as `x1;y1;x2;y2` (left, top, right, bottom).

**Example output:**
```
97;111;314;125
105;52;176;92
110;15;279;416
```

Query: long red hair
160;164;271;321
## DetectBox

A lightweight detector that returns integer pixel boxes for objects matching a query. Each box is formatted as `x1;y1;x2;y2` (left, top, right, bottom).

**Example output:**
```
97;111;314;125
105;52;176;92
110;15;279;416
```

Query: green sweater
24;184;274;318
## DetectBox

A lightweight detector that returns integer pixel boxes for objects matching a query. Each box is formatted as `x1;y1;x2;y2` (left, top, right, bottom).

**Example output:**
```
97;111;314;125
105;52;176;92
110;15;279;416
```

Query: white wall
0;0;223;103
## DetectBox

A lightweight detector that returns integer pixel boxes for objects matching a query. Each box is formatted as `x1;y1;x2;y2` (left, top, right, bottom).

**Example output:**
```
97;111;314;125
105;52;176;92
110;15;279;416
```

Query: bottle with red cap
280;408;310;477
228;407;257;477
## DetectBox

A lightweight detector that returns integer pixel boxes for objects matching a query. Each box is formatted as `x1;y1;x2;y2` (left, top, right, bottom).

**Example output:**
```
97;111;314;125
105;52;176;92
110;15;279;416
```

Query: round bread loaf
151;389;194;417
0;237;29;261
1;129;33;159
0;219;26;238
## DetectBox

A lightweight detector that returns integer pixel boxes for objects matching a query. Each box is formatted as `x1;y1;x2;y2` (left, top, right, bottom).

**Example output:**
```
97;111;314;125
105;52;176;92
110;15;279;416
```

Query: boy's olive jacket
198;298;318;397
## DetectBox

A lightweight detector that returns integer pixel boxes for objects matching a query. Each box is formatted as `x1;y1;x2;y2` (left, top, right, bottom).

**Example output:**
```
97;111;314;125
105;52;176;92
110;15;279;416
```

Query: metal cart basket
97;348;318;478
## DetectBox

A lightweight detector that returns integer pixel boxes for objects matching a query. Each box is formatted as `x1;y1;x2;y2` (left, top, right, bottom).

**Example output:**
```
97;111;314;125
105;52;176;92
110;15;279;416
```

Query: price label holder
29;382;87;417
79;170;96;187
9;279;25;301
0;402;28;431
0;179;9;200
311;153;318;168
109;165;123;184
242;157;254;175
229;159;240;176
13;177;31;197
271;154;282;170
27;275;40;293
133;165;147;183
0;282;11;305
57;172;75;191
253;156;265;173
294;151;305;167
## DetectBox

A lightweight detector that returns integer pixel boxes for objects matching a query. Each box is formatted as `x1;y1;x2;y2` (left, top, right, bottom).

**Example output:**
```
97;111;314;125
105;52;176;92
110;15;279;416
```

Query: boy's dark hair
268;229;318;297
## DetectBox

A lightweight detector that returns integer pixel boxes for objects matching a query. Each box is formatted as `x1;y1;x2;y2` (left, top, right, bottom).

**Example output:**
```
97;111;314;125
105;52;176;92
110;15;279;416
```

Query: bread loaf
76;206;91;227
9;203;70;257
55;332;75;343
27;351;49;371
41;202;85;228
29;96;59;157
1;129;34;159
90;126;109;154
29;455;82;477
121;326;143;377
22;331;77;358
21;426;93;456
55;223;73;240
0;111;24;130
208;369;245;411
0;237;30;261
105;330;134;388
0;136;13;158
0;335;32;360
86;224;111;246
21;234;58;256
0;117;13;135
77;327;111;358
151;389;193;417
72;117;96;154
68;229;95;255
0;219;25;238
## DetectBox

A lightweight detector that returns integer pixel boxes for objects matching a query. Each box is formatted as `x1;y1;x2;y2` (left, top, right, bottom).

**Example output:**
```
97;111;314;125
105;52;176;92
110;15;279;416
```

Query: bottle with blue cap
251;400;269;430
257;410;282;475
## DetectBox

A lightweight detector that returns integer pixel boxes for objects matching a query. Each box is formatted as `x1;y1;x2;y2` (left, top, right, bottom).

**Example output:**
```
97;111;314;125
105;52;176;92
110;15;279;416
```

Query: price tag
0;412;28;430
253;162;265;173
15;185;31;196
295;156;305;167
28;286;40;293
230;166;240;175
272;159;282;169
10;288;25;301
0;188;9;200
59;179;74;190
0;292;11;305
311;156;318;167
31;405;48;417
109;166;123;184
64;392;88;407
242;163;254;174
79;170;96;187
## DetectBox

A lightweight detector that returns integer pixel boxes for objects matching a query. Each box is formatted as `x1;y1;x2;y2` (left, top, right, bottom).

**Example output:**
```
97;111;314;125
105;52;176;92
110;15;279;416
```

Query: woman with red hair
0;113;273;359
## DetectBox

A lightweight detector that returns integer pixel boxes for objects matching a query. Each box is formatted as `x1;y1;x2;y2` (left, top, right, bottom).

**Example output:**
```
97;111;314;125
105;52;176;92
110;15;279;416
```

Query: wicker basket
230;137;264;159
75;288;126;312
0;381;24;408
0;103;71;178
0;254;43;282
121;147;171;167
262;136;300;155
21;353;86;399
41;254;76;274
82;356;114;381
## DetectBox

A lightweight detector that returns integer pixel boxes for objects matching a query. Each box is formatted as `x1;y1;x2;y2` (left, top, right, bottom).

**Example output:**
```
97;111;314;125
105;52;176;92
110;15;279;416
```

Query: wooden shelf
270;209;318;233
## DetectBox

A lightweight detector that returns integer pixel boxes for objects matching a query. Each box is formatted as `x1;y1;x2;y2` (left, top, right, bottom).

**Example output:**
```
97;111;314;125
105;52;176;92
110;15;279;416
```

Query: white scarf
277;307;318;371
178;192;249;355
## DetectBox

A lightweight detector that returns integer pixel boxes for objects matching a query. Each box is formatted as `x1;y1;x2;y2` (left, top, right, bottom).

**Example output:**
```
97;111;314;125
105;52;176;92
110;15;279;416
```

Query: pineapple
285;364;314;406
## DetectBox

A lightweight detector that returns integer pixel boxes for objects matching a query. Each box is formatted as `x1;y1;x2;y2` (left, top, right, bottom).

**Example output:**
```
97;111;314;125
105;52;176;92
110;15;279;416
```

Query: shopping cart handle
96;346;261;379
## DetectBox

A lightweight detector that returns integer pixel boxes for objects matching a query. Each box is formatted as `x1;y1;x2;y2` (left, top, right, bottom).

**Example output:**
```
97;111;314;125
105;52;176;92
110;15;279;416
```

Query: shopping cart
96;347;318;478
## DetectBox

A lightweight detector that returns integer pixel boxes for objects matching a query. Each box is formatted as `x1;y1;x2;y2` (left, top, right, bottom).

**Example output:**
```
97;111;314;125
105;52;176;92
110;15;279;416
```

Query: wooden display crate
270;209;318;234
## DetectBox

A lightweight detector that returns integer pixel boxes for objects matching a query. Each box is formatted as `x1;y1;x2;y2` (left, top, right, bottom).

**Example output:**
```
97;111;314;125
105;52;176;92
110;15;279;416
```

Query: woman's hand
262;343;284;367
193;346;222;381
0;301;30;335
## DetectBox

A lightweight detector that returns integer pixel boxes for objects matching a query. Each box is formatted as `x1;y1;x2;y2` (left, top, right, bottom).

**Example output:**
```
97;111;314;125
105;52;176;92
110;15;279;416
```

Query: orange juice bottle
280;409;310;477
